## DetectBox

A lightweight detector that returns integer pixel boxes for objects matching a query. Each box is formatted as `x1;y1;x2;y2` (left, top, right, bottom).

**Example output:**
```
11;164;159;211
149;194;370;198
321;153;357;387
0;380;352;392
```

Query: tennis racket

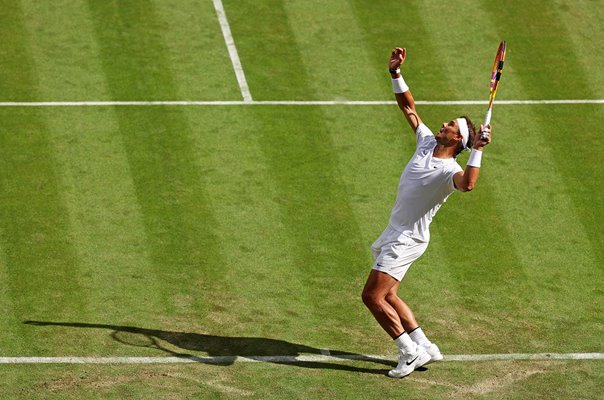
481;40;507;140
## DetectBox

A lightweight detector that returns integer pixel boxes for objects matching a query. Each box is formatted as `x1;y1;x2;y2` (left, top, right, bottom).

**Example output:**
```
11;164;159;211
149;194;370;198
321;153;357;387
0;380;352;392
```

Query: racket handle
481;108;492;140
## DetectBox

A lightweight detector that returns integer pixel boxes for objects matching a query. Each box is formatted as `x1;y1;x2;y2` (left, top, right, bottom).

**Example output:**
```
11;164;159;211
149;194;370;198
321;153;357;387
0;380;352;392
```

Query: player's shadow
24;321;394;375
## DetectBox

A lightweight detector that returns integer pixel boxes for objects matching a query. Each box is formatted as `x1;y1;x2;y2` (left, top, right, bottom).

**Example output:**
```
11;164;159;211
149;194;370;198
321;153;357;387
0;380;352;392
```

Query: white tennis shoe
423;342;444;365
388;347;431;378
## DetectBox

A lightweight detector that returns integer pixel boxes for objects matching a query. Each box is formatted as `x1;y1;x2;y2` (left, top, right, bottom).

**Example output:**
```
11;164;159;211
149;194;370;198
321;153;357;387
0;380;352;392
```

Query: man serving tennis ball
361;47;491;378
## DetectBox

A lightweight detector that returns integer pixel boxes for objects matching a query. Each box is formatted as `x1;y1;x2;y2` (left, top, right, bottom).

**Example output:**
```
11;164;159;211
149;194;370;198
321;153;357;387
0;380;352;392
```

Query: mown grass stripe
18;0;109;101
0;2;87;352
282;0;382;100
555;0;604;98
37;108;164;321
234;0;369;342
480;0;604;349
487;1;595;100
0;229;21;357
19;0;166;327
350;0;458;102
0;2;30;358
86;0;228;325
178;107;311;336
150;0;242;101
221;0;310;100
538;106;604;268
487;2;604;269
253;105;373;342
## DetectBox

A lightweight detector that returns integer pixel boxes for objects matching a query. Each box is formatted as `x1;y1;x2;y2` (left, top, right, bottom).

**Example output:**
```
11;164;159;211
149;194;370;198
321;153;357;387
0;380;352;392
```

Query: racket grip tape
481;108;492;140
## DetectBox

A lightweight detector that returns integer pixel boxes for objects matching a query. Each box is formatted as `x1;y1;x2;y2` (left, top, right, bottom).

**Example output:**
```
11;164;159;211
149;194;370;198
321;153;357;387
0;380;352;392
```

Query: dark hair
455;115;476;157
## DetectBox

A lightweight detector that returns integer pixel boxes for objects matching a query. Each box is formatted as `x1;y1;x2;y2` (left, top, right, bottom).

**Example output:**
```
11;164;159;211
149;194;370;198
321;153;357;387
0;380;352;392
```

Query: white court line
0;99;603;107
212;0;252;102
0;353;602;364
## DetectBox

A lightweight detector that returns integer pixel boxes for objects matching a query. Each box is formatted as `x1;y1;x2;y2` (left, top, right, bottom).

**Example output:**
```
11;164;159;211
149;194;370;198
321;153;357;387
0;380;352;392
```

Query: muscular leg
385;284;419;333
361;270;405;339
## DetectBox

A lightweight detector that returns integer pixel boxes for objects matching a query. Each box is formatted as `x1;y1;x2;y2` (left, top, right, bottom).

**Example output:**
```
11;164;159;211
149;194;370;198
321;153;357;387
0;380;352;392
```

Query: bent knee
362;290;386;310
361;289;372;306
361;289;377;307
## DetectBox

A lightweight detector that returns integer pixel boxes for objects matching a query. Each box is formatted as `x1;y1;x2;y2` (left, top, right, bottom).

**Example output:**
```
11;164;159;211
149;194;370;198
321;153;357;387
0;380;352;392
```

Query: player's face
436;120;461;145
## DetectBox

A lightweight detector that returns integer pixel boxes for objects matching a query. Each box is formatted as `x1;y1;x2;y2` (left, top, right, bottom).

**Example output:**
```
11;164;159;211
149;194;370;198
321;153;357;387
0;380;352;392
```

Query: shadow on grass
24;321;394;375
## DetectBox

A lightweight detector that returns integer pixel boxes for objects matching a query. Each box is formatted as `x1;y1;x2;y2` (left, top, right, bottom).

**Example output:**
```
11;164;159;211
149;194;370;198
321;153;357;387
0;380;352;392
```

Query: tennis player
361;47;491;378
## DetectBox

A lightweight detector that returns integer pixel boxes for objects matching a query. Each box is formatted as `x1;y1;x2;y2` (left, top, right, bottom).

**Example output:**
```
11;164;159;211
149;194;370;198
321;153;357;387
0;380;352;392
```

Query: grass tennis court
0;0;602;398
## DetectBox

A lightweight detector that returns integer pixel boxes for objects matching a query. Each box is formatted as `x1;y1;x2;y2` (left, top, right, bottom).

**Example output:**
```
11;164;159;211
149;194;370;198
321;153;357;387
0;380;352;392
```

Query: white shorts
371;225;429;281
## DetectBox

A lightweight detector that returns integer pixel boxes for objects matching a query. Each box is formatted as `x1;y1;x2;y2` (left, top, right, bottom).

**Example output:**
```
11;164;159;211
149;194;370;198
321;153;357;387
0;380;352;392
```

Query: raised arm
389;47;422;132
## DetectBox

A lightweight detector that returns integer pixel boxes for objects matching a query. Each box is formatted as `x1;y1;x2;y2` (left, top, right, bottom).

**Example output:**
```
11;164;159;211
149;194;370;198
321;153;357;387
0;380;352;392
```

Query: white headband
456;118;469;149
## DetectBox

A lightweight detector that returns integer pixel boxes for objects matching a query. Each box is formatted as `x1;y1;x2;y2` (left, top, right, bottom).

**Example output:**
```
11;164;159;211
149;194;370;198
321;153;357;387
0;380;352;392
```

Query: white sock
408;327;431;347
393;332;417;354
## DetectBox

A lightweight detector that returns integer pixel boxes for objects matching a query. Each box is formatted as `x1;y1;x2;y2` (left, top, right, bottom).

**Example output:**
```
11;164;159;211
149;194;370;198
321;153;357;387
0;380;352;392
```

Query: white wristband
392;75;409;94
467;149;483;168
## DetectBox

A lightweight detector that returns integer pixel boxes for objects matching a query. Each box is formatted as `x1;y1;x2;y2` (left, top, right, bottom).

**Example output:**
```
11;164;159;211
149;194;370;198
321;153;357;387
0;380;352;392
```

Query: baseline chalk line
1;353;602;364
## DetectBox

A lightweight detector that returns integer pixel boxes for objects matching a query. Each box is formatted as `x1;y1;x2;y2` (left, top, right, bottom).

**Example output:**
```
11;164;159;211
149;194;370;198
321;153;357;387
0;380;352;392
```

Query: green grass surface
2;361;603;399
0;0;603;398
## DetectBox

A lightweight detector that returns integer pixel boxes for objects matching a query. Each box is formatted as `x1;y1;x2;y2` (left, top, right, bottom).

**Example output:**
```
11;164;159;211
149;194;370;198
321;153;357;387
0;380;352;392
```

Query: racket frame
481;40;506;140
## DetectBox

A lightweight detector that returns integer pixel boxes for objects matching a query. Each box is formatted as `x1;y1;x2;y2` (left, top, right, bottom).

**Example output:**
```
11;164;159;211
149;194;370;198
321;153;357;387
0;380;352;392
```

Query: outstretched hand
389;47;406;71
474;124;492;149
